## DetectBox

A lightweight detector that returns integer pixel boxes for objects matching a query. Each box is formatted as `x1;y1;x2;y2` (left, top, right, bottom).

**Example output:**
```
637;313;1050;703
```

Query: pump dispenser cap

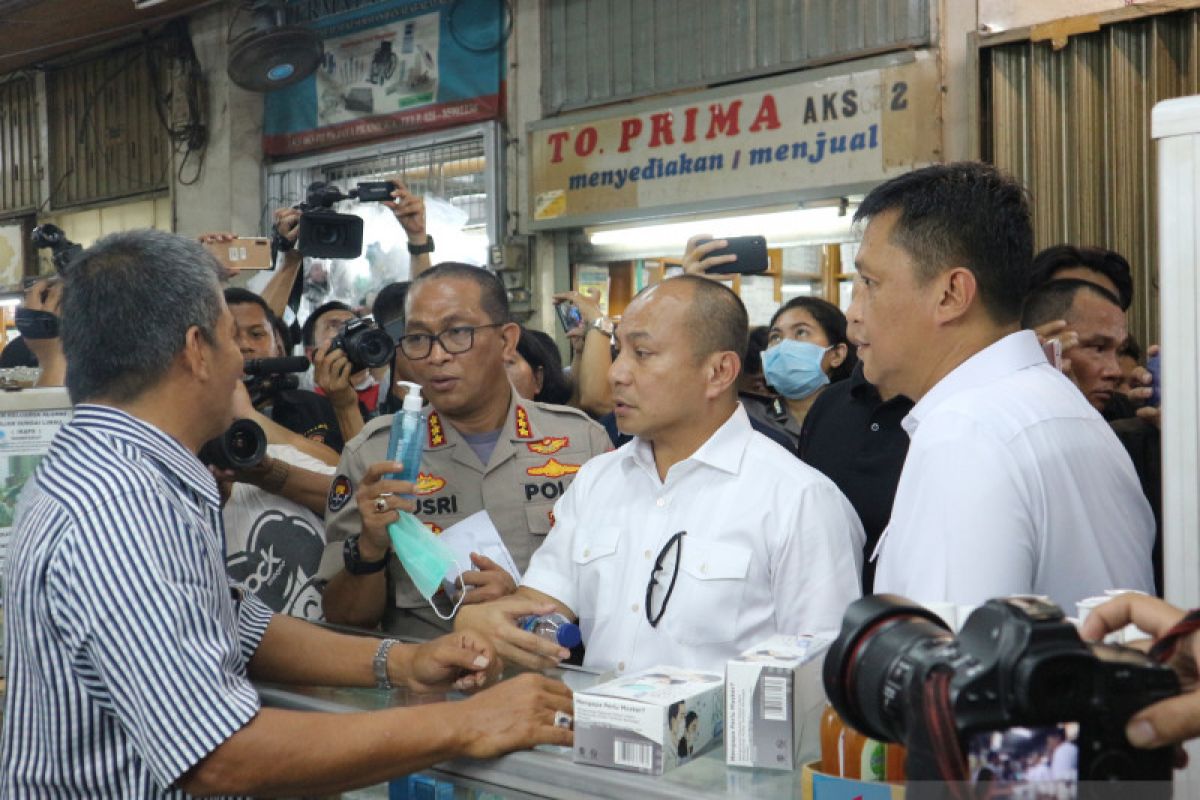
397;381;423;412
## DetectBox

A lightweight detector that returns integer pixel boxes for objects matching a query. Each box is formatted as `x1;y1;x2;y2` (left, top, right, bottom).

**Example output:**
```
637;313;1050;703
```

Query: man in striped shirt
1;230;572;797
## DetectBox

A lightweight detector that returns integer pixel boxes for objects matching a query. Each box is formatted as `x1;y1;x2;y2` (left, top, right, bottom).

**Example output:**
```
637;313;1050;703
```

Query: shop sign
529;53;940;227
264;0;504;157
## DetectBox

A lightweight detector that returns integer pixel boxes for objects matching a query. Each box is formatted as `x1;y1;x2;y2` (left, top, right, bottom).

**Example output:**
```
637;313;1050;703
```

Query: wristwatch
374;638;401;690
407;235;435;255
591;315;615;337
343;534;389;575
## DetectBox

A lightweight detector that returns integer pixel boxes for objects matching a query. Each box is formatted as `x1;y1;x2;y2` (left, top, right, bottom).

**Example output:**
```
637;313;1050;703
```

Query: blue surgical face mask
762;339;831;400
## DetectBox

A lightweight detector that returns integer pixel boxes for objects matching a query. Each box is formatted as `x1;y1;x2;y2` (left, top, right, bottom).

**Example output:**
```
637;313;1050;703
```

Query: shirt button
870;422;881;432
632;603;639;613
644;549;653;559
618;661;626;672
582;548;591;558
656;497;666;508
700;564;708;574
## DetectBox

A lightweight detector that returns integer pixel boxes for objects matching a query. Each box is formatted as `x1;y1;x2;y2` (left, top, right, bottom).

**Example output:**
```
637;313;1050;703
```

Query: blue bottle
384;382;460;610
518;612;582;649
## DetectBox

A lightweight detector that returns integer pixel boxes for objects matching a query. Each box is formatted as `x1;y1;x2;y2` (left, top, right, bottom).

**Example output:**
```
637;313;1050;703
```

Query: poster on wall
264;0;506;157
0;222;26;293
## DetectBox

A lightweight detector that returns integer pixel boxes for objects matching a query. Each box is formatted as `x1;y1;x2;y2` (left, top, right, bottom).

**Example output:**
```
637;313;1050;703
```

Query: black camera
824;594;1178;796
330;317;394;373
242;355;310;406
288;181;396;259
199;418;267;471
30;224;83;273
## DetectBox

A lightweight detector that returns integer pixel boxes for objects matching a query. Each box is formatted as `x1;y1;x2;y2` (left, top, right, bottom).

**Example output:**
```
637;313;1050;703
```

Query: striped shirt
1;404;275;798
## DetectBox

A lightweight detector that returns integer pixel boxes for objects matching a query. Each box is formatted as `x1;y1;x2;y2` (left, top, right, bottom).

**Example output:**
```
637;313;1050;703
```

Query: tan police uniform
318;388;611;637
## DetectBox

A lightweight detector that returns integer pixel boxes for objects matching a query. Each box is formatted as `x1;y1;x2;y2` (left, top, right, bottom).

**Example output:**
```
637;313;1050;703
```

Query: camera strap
1148;608;1200;663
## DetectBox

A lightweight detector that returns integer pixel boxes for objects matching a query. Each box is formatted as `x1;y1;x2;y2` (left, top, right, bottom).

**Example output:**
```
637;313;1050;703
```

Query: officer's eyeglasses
398;323;504;360
645;530;687;627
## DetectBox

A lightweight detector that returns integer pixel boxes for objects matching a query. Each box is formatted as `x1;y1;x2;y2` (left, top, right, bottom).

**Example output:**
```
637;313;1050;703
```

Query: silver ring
374;496;389;513
553;711;573;730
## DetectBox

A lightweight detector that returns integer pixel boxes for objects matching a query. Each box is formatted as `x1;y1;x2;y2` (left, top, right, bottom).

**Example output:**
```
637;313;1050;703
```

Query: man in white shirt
850;162;1154;613
455;276;864;675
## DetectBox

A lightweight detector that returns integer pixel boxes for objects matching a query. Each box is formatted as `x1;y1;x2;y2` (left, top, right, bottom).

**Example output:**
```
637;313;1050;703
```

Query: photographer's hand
25;278;65;387
383;177;432;277
314;342;365;441
681;234;736;279
1082;594;1200;751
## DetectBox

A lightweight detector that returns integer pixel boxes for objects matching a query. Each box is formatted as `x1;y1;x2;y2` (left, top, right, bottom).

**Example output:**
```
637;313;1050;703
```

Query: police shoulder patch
327;475;353;512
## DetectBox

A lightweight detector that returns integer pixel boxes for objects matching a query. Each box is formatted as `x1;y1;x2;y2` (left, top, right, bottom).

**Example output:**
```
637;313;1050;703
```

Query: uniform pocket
571;525;622;625
662;540;751;645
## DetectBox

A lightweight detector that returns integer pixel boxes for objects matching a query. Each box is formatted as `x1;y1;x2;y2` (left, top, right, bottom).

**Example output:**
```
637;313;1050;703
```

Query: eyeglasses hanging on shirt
645;530;687;627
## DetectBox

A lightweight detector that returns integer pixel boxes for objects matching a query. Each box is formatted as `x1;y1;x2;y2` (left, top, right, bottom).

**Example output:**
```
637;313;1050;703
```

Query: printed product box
725;634;833;770
573;665;725;775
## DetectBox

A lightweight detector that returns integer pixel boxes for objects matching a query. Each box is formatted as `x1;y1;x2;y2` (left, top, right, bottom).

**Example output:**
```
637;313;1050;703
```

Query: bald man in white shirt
455;276;865;675
847;163;1154;613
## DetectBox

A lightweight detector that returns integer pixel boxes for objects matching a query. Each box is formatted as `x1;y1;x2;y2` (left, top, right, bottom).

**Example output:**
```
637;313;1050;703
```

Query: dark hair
1020;278;1122;331
1031;245;1134;311
685;711;698;726
768;296;858;382
668;702;684;724
224;287;272;319
62;229;224;403
373;280;410;328
301;300;355;348
854;161;1034;324
407;262;509;324
516;328;571;404
744;326;770;374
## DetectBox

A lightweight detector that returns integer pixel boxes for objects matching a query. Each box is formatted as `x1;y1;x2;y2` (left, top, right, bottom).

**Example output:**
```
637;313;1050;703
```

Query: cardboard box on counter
725;634;832;771
573;665;724;775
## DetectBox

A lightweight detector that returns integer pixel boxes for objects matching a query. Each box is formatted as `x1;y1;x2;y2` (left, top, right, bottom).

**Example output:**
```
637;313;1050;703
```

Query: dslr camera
824;594;1178;797
331;317;394;373
282;180;397;259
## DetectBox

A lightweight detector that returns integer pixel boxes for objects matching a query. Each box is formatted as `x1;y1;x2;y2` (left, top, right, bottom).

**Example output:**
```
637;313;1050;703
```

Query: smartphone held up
696;235;769;275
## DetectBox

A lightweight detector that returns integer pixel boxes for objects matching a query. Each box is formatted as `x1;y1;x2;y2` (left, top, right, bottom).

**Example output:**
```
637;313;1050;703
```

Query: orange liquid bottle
819;704;844;776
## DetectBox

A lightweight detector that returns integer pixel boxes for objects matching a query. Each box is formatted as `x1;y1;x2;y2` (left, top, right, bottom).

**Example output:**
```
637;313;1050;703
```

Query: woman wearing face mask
757;297;857;449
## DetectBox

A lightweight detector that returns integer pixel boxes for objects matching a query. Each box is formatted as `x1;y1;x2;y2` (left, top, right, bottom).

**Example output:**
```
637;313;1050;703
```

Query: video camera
278;180;397;260
30;224;83;274
242;355;310;407
824;594;1179;797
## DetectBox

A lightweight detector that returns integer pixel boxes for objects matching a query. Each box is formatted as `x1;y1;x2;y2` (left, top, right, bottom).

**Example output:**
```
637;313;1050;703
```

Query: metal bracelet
373;638;401;690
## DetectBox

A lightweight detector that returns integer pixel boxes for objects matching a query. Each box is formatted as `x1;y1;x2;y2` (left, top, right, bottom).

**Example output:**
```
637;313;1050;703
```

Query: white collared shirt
522;404;864;675
874;330;1155;613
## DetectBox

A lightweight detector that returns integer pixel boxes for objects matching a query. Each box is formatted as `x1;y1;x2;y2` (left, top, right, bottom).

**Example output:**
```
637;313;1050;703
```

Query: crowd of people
3;162;1196;797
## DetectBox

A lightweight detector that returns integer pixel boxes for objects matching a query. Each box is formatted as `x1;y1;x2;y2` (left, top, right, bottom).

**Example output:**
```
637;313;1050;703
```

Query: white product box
573;665;724;775
725;634;832;770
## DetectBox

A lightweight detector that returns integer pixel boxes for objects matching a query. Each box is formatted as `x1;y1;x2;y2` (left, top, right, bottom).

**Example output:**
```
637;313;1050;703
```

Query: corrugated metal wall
45;45;167;209
982;10;1200;345
0;75;41;216
541;0;931;115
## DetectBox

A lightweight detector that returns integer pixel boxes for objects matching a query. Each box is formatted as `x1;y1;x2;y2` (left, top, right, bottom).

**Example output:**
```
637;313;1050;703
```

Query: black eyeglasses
398;323;504;360
645;530;687;627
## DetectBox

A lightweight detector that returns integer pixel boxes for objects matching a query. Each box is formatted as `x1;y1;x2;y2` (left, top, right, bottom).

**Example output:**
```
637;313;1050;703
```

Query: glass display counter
255;666;807;799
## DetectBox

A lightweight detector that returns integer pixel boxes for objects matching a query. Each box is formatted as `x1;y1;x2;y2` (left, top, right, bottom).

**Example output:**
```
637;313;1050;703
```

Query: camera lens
823;595;954;742
314;224;341;245
198;419;267;470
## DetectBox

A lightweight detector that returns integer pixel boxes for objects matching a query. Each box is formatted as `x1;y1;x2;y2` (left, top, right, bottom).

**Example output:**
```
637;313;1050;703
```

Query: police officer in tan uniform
319;263;609;638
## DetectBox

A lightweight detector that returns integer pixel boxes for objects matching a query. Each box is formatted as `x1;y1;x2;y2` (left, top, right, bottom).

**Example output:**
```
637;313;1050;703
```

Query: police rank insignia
428;411;446;447
327;475;353;512
515;405;533;439
527;436;569;455
414;472;446;495
526;458;581;479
